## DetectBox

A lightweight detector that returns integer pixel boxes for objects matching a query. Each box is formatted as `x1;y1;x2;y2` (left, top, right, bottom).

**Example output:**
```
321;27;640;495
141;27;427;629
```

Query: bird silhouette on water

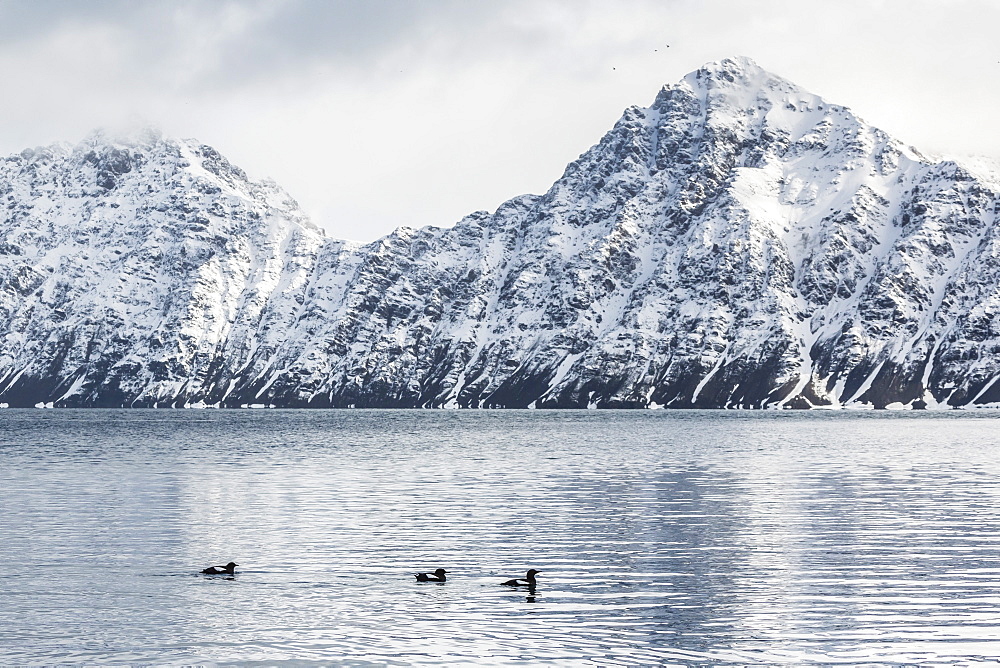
501;569;539;587
202;561;239;575
414;568;447;582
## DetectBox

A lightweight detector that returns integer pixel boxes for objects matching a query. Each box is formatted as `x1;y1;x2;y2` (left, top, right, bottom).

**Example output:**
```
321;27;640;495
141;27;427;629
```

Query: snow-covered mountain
3;57;1000;409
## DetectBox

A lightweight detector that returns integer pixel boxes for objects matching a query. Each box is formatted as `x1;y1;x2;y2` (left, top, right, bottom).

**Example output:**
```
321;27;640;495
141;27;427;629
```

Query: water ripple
2;409;1000;663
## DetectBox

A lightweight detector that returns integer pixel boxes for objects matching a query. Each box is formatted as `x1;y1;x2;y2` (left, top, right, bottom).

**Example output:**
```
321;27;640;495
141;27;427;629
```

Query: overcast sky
0;0;997;242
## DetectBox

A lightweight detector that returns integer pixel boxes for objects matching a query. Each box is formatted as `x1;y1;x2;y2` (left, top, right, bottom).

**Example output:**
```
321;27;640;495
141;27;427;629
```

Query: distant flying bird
501;569;539;586
415;568;447;582
202;561;239;575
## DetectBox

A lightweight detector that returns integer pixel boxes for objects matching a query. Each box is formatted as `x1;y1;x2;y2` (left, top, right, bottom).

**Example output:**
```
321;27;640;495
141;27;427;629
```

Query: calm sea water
2;409;1000;665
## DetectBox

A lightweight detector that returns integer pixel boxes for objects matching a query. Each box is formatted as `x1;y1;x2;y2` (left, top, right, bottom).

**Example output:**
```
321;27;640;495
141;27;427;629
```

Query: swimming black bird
415;568;447;582
501;569;539;586
202;561;239;575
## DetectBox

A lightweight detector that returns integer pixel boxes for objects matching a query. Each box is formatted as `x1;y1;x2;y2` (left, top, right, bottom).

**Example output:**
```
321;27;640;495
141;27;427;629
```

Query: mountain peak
78;125;166;152
644;56;817;126
695;55;764;78
687;56;808;102
684;56;778;89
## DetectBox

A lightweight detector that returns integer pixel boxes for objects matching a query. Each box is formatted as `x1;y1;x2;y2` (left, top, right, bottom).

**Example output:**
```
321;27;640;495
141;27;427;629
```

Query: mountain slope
2;58;1000;408
0;129;325;406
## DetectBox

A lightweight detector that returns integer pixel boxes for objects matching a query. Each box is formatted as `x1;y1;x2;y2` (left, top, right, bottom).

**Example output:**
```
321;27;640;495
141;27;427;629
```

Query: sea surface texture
2;409;999;664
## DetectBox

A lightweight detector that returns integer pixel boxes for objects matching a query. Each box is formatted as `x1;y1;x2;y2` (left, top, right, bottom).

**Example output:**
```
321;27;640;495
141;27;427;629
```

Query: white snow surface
2;58;999;409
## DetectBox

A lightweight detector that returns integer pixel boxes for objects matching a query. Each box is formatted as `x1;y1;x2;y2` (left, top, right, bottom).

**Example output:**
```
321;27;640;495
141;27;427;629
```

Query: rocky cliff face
3;57;1000;409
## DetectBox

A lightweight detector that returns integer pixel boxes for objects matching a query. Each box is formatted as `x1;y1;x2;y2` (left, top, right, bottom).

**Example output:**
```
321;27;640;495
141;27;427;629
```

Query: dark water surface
2;409;1000;664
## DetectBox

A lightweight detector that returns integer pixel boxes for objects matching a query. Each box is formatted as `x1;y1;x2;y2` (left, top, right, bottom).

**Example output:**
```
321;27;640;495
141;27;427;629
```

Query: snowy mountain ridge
3;56;1000;409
